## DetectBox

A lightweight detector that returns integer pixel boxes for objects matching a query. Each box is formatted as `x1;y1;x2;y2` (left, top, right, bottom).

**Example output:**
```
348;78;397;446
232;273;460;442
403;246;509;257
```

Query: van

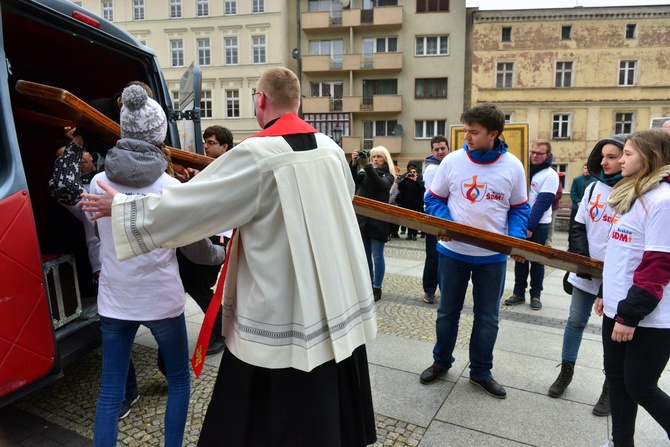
0;0;184;406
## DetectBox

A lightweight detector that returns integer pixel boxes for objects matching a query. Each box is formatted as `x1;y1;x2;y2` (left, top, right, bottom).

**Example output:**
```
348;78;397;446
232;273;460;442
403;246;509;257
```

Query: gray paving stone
419;420;528;447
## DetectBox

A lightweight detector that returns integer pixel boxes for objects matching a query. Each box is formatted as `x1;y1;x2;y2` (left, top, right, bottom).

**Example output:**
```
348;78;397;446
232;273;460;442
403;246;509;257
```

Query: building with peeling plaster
468;5;670;188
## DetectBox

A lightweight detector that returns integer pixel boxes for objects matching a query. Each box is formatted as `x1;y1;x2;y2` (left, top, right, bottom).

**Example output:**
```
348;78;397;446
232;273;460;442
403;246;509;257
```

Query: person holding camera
351;146;396;302
396;161;425;241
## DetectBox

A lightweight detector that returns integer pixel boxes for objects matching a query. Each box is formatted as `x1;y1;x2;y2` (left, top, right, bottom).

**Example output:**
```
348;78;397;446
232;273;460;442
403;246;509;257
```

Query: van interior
1;0;172;365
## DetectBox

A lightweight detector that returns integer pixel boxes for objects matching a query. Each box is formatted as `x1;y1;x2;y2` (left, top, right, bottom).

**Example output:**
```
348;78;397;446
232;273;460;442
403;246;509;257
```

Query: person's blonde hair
370;146;396;181
619;129;670;193
258;67;301;112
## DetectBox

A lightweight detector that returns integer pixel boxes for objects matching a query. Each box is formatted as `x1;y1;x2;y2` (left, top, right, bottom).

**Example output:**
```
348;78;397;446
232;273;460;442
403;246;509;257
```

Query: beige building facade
76;0;294;144
469;6;670;188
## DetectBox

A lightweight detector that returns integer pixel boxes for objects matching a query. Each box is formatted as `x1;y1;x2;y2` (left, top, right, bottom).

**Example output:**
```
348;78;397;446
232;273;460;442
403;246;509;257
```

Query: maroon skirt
197;344;376;447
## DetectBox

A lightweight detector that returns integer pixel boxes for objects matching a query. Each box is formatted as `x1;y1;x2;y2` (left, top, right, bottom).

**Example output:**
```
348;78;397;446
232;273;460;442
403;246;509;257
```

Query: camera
358;149;369;159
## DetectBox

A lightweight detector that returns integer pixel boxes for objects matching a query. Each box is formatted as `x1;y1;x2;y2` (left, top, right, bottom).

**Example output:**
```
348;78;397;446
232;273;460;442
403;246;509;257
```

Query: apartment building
299;0;465;165
76;0;294;144
469;5;670;185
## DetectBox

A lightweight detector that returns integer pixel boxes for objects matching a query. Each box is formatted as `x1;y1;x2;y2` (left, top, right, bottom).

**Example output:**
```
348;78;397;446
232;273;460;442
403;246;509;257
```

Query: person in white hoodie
88;85;191;447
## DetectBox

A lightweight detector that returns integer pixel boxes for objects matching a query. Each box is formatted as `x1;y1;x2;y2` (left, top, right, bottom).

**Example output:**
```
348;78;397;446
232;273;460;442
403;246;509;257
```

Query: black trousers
602;316;670;446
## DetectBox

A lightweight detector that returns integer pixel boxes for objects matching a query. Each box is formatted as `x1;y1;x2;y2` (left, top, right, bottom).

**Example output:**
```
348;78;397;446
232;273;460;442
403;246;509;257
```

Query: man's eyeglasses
252;91;269;100
530;151;548;156
204;140;220;146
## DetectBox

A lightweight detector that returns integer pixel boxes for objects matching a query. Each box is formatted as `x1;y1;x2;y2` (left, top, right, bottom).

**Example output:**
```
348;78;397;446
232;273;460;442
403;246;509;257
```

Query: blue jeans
422;234;439;297
513;223;550;299
433;254;506;381
362;236;386;289
95;314;191;447
561;286;597;363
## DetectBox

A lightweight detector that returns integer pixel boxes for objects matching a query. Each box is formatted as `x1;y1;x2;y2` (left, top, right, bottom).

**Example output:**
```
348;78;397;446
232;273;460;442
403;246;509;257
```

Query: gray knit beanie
120;84;167;145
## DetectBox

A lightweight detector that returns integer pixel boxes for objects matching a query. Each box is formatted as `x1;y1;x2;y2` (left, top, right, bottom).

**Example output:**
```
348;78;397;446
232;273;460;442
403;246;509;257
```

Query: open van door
176;62;203;155
0;2;59;403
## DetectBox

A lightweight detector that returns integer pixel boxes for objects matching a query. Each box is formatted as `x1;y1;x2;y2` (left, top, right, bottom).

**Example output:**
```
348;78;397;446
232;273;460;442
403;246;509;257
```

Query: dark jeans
433;254;506;380
602;316;670;447
422;234;439;297
513;223;550;299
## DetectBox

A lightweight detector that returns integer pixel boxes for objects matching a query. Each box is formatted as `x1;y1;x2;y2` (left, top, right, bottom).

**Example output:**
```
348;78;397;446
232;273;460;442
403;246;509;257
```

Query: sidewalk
4;230;669;446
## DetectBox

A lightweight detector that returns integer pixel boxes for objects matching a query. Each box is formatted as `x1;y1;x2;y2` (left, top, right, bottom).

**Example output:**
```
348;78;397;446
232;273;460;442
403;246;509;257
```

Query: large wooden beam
15;80;213;171
353;196;603;278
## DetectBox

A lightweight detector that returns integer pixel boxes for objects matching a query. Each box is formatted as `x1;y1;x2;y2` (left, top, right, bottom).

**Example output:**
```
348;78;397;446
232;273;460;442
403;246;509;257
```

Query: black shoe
373;287;382;302
390;233;400;239
548;361;574;398
592;379;611;417
206;336;226;356
420;364;448;384
469;378;507;399
504;294;525;305
119;392;139;420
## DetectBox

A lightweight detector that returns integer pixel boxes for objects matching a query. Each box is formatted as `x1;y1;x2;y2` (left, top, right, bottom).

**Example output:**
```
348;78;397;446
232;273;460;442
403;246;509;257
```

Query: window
171;40;184;67
370;37;398;53
102;1;113;21
553;164;568;188
133;0;144;20
561;25;572;40
224;0;237;14
225;37;238;65
504;113;514;123
362;120;398;149
618;60;637;86
200;90;212;118
170;0;181;18
226;90;240;118
415;78;447;99
416;0;449;12
196;0;209;16
197;38;211;66
304;113;350;141
555;61;573;88
172;91;180;110
416;35;448;56
310;81;344;111
415;120;446;139
552;113;571;139
496;62;513;88
625;24;637;39
252;0;264;13
615;112;634;134
501;26;511;42
252;36;266;64
309;39;343;68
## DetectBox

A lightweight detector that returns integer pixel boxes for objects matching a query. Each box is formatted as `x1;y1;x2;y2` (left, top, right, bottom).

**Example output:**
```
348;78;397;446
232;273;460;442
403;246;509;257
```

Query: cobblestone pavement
9;231;581;446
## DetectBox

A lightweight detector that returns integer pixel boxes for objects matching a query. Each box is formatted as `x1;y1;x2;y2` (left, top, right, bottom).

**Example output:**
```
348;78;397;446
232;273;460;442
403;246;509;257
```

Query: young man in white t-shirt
419;104;530;399
506;140;559;310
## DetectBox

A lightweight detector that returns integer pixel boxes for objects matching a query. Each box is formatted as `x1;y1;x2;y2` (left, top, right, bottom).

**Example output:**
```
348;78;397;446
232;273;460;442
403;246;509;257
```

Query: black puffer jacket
352;163;395;242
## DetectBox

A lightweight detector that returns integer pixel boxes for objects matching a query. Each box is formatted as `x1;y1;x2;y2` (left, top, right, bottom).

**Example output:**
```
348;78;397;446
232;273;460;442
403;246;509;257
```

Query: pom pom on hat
120;84;167;145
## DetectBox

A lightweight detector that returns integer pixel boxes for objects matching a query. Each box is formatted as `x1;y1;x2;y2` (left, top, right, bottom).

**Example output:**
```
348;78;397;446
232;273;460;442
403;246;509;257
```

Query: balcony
302;95;402;114
302;6;403;33
302;52;402;73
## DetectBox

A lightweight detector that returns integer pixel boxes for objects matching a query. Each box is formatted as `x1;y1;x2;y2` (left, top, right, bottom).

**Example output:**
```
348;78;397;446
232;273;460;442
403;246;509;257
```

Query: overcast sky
466;0;669;10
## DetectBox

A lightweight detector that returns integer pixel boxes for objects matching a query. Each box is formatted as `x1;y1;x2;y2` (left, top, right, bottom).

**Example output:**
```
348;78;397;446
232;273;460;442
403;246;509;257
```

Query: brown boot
592;378;611;417
548;362;574;398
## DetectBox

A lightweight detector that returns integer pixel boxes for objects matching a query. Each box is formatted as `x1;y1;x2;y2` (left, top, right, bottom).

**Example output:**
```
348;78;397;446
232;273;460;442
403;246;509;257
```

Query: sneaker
422;293;434;304
545;241;553;248
600;441;613;447
119;393;140;420
420;364;448;384
530;297;542;310
469;378;507;399
504;294;525;305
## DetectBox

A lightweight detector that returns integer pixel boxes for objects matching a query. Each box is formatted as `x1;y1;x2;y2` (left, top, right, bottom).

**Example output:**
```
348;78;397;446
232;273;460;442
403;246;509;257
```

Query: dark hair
461;103;505;137
203;125;234;148
430;135;449;148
